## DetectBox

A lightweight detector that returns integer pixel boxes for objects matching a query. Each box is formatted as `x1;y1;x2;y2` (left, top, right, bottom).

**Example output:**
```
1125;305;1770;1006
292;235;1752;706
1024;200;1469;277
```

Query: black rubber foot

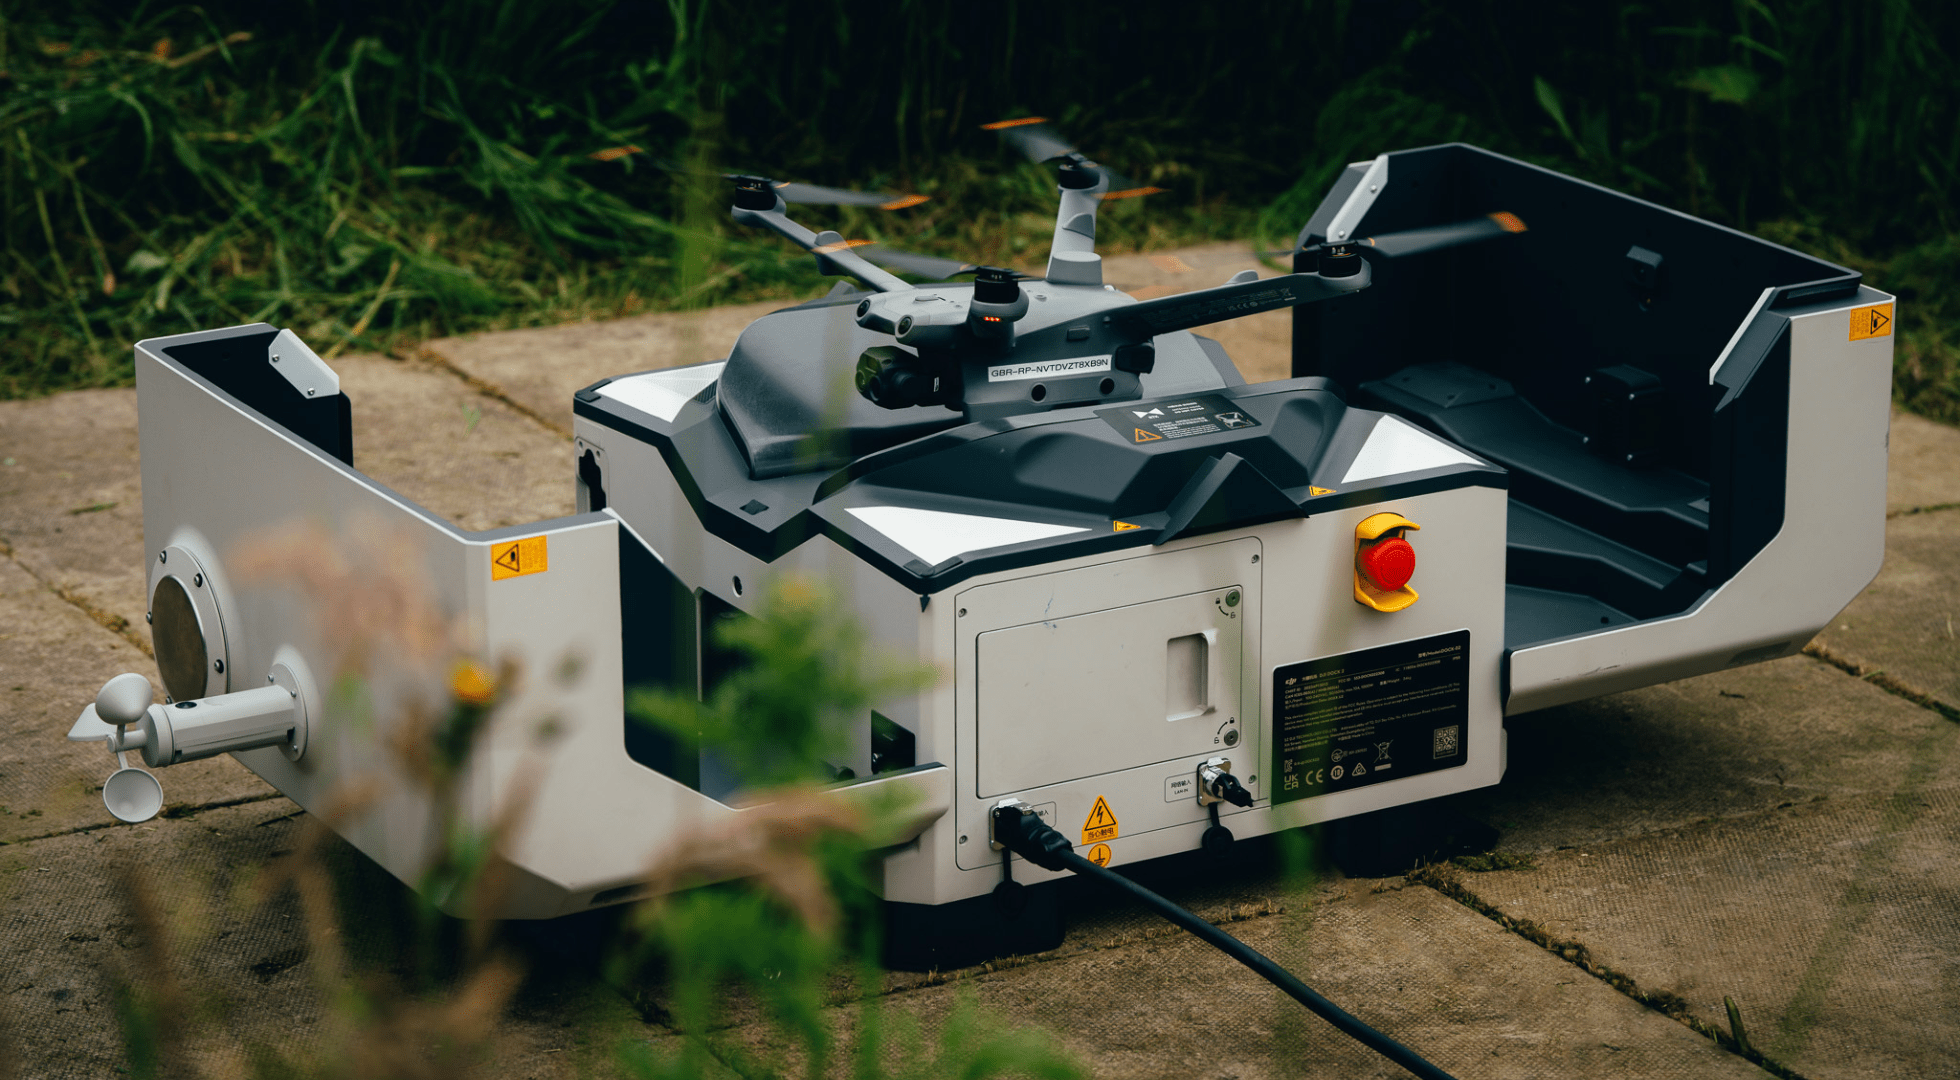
1325;801;1501;878
1201;823;1235;860
992;879;1028;919
882;882;1065;972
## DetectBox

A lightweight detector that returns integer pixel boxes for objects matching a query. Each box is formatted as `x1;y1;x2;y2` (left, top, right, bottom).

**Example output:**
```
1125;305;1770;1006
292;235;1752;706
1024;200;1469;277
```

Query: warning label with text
1849;303;1894;342
1096;394;1260;444
490;536;549;581
1271;630;1470;805
1081;795;1120;843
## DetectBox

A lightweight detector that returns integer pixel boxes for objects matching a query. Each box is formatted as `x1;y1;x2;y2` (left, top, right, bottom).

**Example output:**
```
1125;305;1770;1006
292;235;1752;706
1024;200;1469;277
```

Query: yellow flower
449;660;497;706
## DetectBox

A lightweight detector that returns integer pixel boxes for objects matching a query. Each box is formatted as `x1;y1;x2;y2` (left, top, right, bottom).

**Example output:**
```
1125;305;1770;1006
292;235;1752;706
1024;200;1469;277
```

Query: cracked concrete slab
340;354;575;532
1887;409;1960;516
0;355;574;652
0;553;274;843
3;265;1956;1078
1458;654;1956;853
0;799;679;1079
714;879;1770;1079
421;300;787;434
1809;508;1960;711
0;388;151;647
1433;776;1960;1080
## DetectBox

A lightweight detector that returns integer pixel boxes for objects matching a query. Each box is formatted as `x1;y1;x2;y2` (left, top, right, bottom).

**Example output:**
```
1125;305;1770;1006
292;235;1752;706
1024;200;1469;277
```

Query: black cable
994;804;1459;1080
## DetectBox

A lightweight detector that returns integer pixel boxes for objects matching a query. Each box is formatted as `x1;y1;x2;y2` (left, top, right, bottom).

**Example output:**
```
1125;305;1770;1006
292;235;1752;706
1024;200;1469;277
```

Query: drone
68;117;1893;985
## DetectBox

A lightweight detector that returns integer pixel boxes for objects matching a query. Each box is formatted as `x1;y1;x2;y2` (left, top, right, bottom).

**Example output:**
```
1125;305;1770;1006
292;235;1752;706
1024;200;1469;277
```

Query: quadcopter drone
68;120;1893;973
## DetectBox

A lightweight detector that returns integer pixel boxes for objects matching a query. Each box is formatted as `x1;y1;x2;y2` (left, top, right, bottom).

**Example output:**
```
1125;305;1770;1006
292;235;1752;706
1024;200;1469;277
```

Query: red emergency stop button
1354;512;1421;612
1359;536;1416;591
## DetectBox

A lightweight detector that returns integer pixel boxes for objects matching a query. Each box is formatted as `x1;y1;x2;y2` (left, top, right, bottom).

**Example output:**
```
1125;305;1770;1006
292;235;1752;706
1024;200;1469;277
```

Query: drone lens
897;316;914;335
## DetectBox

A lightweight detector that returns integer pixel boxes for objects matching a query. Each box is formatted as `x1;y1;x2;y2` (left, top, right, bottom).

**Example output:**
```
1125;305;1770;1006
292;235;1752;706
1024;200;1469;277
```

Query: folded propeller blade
982;117;1077;164
725;174;929;210
1363;212;1527;257
853;246;978;279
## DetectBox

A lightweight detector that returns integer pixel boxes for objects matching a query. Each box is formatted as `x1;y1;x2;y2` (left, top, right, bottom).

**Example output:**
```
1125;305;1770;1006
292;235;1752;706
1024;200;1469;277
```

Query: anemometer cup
103;766;164;824
70;649;319;825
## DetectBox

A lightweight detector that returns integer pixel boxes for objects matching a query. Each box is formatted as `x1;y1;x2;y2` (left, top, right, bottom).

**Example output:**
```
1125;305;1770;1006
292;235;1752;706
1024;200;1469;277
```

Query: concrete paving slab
340;354;574;532
0;388;150;644
0;554;273;843
0;355;574;652
716;880;1770;1079
1809;508;1960;711
422;300;787;434
0;799;679;1079
1887;408;1960;515
1459;654;1958;853
1433;776;1960;1080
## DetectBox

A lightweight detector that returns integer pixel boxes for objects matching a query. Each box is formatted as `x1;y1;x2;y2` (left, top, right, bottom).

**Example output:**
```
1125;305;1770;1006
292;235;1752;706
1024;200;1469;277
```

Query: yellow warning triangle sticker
1133;427;1163;442
1309;486;1336;496
1850;303;1895;341
1082;795;1120;843
490;536;549;581
1112;520;1142;532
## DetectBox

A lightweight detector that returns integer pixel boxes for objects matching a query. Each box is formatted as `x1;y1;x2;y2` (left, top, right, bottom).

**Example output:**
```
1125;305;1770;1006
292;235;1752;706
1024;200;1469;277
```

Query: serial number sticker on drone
1082;795;1120;843
1849;303;1894;342
489;536;549;581
986;355;1112;382
1096;394;1261;444
1271;630;1470;806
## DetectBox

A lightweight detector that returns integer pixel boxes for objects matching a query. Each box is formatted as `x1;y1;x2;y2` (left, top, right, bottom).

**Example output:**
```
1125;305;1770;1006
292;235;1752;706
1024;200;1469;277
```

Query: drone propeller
1271;212;1530;261
724;173;929;210
1366;212;1528;256
981;118;1164;201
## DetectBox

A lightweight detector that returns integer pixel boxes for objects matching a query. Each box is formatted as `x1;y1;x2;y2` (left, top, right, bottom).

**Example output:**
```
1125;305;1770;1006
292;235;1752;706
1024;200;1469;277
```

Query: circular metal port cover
148;544;230;702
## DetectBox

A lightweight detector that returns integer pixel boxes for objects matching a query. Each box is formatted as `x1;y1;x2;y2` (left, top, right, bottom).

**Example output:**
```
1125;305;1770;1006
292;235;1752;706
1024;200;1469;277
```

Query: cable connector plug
991;802;1074;871
1199;757;1254;808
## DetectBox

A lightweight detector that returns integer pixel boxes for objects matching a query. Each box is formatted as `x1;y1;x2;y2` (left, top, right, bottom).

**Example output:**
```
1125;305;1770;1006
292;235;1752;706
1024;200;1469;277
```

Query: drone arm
732;202;911;294
1109;264;1372;339
1045;162;1107;282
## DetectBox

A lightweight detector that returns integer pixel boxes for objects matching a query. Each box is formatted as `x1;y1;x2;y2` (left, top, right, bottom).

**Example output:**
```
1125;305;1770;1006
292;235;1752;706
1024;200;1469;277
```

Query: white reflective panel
846;506;1088;566
1341;414;1481;484
596;362;726;422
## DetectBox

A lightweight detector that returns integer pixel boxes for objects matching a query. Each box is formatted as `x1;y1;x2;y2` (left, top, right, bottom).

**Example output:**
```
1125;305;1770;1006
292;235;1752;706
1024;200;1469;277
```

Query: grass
0;0;1954;419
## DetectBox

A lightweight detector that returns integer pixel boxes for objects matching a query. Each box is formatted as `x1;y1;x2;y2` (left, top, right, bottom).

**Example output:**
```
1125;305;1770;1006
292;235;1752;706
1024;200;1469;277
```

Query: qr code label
1432;725;1461;759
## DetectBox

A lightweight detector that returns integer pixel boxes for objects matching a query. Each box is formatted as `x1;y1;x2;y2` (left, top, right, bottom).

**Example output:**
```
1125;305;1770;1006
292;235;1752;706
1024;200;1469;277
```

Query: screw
213;659;224;673
193;573;203;588
271;353;281;363
159;551;167;563
958;835;968;844
958;608;967;617
145;612;152;624
1251;554;1260;564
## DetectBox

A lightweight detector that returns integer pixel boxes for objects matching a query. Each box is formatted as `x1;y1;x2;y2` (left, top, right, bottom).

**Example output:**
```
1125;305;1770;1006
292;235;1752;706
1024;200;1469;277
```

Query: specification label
1097;394;1260;444
1271;630;1469;804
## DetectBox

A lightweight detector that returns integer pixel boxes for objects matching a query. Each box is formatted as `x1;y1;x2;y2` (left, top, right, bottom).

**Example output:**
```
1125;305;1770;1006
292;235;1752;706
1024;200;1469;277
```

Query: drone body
70;139;1893;968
